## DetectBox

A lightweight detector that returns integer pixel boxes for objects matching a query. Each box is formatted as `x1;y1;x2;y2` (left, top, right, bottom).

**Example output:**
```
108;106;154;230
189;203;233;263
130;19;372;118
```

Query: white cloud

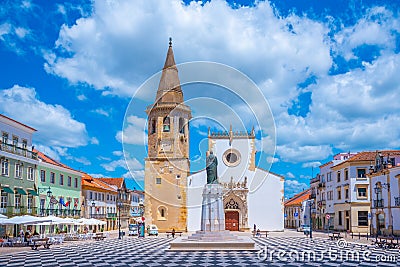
77;94;87;101
0;85;89;147
123;170;144;181
286;172;295;179
14;27;29;39
101;155;143;172
285;179;309;198
112;151;123;156
88;173;105;178
116;115;147;145
277;145;332;163
90;137;99;145
302;162;321;168
92;108;110;117
0;23;11;40
266;156;279;164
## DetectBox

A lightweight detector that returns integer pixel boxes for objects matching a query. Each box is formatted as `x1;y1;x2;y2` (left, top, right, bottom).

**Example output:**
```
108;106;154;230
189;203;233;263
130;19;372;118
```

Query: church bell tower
144;38;191;232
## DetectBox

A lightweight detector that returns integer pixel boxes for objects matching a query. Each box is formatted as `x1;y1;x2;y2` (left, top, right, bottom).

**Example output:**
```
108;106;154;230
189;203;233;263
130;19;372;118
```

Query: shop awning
2;187;14;194
16;188;27;195
27;189;38;196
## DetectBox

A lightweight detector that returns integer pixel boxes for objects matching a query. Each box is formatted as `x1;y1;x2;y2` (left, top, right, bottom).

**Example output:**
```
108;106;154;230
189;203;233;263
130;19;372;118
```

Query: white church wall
210;138;252;183
187;170;207;232
248;168;284;231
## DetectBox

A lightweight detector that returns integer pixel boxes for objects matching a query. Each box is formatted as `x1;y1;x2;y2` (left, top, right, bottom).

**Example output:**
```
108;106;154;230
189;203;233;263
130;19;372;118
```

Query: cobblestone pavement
0;233;398;266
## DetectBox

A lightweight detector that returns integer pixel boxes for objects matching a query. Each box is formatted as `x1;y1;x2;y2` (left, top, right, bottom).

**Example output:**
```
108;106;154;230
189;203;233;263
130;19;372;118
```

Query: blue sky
1;0;400;197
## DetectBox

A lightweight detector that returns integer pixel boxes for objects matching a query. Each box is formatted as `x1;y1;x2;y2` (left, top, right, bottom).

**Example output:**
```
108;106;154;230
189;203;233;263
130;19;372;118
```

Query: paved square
0;236;399;266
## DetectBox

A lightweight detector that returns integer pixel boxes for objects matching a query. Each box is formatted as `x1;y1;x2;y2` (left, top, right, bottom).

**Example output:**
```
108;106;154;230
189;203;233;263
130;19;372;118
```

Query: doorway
225;211;239;231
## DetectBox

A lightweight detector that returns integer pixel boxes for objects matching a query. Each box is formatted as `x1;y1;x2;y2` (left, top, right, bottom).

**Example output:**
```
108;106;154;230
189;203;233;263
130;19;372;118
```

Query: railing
357;173;367;178
318;200;326;206
318;182;326;188
0;142;38;160
310;193;316;199
37;208;81;217
91;213;106;219
374;199;384;208
0;206;37;216
395;197;400;207
107;213;117;218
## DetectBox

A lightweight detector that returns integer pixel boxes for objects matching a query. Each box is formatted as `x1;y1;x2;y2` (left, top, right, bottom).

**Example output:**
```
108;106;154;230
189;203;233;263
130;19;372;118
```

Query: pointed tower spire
155;37;183;104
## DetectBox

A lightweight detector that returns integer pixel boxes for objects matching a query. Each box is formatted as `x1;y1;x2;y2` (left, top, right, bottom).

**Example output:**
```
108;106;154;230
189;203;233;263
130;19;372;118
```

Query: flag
65;201;70;207
59;197;66;207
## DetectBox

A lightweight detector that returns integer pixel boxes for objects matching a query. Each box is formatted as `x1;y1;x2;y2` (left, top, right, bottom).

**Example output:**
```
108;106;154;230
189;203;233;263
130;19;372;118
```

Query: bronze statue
206;151;218;184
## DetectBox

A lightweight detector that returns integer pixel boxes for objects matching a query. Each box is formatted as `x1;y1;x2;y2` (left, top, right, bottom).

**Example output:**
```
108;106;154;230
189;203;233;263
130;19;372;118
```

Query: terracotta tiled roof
0;114;37;131
82;173;117;193
285;189;311;207
334;150;400;168
97;178;124;188
319;161;332;168
35;150;79;173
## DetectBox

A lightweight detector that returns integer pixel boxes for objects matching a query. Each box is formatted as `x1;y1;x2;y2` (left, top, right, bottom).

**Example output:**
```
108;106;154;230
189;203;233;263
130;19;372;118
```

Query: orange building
284;189;311;229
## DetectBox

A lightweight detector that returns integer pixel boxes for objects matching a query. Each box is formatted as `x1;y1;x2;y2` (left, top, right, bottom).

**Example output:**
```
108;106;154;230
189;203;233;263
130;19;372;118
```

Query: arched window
161;208;165;218
158;206;167;220
163;117;170;132
179;118;185;134
150;118;156;134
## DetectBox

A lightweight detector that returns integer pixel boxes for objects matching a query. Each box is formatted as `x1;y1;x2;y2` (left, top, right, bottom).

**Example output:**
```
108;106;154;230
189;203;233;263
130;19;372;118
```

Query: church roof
154;38;183;104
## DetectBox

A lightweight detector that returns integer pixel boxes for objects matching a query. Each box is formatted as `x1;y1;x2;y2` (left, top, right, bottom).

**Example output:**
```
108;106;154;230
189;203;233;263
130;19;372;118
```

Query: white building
369;151;400;236
187;127;284;232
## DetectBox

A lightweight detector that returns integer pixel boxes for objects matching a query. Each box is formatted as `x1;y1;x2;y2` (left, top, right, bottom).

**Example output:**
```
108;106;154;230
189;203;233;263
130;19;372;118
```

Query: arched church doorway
225;210;239;231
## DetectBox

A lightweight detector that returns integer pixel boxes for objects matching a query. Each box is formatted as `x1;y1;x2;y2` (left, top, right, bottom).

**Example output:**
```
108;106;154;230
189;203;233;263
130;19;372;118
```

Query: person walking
171;228;176;238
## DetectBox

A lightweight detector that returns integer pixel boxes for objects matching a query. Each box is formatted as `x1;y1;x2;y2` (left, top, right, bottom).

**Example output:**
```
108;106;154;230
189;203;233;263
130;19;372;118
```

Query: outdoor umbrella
78;218;106;225
6;215;52;225
0;218;13;225
0;214;7;219
33;216;76;225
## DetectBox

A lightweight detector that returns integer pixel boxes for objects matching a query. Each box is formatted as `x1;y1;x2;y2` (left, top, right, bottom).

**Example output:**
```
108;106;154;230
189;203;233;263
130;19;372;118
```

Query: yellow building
144;39;191;232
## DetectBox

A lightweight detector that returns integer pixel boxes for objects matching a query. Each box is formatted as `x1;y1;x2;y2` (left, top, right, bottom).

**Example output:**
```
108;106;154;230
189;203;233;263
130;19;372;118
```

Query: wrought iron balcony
318;200;326;207
310;193;316;199
0;142;38;160
0;206;37;216
374;199;384;208
318;182;326;188
37;208;81;217
107;213;117;218
395;197;400;207
91;213;106;219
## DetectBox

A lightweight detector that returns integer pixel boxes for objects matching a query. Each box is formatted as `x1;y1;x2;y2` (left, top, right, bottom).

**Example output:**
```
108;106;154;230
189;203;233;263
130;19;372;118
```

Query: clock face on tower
222;148;241;167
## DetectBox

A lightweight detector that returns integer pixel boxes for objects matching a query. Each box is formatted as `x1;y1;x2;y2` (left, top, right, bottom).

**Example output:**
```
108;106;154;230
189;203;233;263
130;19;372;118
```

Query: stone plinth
168;183;257;251
201;183;225;231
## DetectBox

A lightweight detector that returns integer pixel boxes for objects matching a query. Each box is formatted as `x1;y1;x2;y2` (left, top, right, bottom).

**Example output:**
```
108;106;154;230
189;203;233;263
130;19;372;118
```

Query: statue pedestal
168;184;257;251
201;183;225;232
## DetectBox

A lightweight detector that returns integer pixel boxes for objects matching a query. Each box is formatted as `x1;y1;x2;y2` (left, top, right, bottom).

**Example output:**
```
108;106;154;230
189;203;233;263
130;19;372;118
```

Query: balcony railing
0;142;38;160
107;213;117;218
37;208;81;217
374;199;384;208
91;213;106;219
0;206;37;216
310;193;316;199
318;182;326;188
318;200;326;206
395;197;400;207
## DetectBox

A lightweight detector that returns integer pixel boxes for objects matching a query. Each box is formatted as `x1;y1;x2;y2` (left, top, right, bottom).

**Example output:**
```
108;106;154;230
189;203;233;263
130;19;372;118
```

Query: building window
95;192;97;200
0;192;7;212
344;169;348;180
163;117;170;132
337;188;341;200
357;187;367;198
345;188;349;199
156;178;161;184
1;159;9;176
60;174;64;185
67;176;72;187
150;118;156;134
12;136;18;148
338;211;343;225
50;172;55;184
107;194;109;201
22;139;27;150
27;195;33;213
358;211;368;226
40;170;46;182
74;177;78;188
27;167;34;181
327;172;332;182
179;117;185;134
89;191;93;200
15;192;21;209
337;171;341;182
15;163;22;178
2;132;8;144
357;168;366;178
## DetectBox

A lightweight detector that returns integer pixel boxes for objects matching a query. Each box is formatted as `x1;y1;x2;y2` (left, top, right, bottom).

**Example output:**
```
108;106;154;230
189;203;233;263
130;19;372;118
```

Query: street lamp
117;188;122;239
138;199;144;216
38;186;52;198
91;200;95;218
308;200;314;239
374;183;392;236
